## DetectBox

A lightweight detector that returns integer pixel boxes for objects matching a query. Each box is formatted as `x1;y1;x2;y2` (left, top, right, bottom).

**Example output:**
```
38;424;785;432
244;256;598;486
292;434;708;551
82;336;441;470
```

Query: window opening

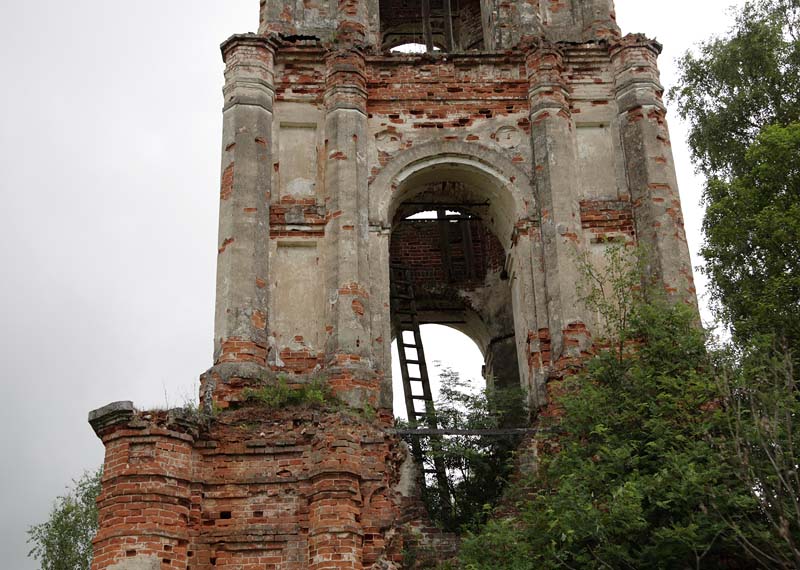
380;0;484;51
391;325;483;421
390;43;441;54
391;325;528;531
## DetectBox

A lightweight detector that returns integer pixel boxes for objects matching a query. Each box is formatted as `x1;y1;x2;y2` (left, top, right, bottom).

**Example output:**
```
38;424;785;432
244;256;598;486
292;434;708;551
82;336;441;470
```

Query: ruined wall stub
89;1;697;568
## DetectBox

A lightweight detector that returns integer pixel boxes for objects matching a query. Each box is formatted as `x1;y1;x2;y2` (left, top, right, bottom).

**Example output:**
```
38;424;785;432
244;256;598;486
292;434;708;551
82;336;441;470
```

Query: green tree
458;241;799;569
460;301;770;569
670;4;800;563
716;345;800;568
403;366;528;533
671;0;800;178
672;0;800;352
702;124;800;353
28;468;102;570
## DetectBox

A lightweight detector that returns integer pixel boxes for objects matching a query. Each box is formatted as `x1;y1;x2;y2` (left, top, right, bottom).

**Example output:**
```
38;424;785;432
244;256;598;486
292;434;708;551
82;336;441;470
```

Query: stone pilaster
210;35;276;387
336;0;369;47
526;44;590;377
323;48;377;408
611;35;696;304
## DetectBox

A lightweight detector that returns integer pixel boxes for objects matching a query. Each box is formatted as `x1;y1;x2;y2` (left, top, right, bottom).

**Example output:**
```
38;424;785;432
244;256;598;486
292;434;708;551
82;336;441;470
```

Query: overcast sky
0;1;745;567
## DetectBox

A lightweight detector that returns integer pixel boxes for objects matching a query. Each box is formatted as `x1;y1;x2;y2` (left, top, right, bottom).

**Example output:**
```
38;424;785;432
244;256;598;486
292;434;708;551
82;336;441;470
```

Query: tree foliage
716;345;800;568
702;124;800;351
670;6;800;560
671;0;800;178
28;468;102;570
460;301;771;569
407;368;528;532
672;0;800;353
457;234;800;568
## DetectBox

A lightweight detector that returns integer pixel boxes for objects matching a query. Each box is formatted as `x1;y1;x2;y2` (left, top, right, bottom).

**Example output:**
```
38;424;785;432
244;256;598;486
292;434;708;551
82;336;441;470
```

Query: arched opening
372;144;541;530
390;324;484;420
389;179;520;403
371;143;540;414
389;321;526;531
380;0;486;52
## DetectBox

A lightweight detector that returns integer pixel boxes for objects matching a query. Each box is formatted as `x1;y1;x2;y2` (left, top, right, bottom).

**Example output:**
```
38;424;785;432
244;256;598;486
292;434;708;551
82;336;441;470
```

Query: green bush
243;376;332;409
406;367;528;533
460;301;797;569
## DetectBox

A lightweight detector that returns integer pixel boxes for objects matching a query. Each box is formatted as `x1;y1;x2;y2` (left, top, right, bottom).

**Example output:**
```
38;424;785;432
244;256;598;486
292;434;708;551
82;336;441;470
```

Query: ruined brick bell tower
88;0;696;567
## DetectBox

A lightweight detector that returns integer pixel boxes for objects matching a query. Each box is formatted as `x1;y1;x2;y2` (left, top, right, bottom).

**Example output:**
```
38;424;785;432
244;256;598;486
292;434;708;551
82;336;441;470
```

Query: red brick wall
390;219;505;287
579;199;635;243
92;417;193;569
366;58;529;125
91;407;453;570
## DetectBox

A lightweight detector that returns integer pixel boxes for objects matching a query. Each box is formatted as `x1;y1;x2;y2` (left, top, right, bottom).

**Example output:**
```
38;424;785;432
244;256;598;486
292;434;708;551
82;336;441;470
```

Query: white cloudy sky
0;1;745;567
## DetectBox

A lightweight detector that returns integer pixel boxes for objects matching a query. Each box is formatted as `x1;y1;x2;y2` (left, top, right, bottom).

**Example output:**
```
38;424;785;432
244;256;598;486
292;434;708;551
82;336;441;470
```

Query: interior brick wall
390;219;505;286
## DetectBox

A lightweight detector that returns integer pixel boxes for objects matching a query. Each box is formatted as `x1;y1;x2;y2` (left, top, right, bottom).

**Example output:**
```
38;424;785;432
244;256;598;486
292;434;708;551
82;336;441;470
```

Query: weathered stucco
89;1;697;568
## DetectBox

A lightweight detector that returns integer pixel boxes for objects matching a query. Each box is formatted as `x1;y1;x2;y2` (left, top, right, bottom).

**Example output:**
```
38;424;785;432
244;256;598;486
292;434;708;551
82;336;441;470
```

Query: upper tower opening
380;0;486;52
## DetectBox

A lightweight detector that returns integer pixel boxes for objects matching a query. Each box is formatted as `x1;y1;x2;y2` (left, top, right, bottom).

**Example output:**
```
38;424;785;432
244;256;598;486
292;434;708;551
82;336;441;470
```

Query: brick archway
368;142;537;410
369;140;536;247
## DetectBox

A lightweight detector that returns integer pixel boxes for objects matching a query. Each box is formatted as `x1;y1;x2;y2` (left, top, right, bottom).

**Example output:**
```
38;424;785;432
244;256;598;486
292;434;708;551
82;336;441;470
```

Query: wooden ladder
390;264;452;518
436;208;476;282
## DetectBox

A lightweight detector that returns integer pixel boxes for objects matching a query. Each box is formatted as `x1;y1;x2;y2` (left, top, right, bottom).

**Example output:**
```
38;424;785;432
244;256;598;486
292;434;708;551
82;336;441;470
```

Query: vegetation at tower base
671;0;800;358
27;468;101;570
716;343;800;568
242;374;334;409
458;300;800;569
405;367;528;533
453;241;800;569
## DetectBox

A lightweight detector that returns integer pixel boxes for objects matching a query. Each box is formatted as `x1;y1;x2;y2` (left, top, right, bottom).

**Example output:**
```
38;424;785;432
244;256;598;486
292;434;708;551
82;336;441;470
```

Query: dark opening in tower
380;0;486;52
388;178;524;529
388;181;520;418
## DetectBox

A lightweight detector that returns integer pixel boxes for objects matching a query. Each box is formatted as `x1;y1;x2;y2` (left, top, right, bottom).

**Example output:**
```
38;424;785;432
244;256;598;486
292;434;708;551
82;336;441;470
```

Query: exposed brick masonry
579;198;635;243
390;219;504;286
91;406;427;570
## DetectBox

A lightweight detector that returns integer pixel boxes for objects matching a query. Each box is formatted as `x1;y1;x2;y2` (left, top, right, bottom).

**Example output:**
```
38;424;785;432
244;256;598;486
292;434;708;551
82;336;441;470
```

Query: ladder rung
402;343;418;348
410;395;428;400
405;359;421;364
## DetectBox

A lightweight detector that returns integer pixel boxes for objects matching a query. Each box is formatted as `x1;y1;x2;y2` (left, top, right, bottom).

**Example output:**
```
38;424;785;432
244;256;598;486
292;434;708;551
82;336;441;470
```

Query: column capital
88;400;134;438
609;33;663;60
324;48;368;114
220;33;280;62
611;34;665;113
221;33;278;113
525;43;570;119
